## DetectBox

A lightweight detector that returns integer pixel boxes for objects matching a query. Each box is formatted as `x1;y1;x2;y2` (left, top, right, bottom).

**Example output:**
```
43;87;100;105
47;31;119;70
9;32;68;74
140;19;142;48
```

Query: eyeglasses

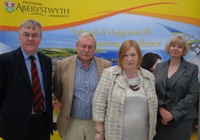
20;33;41;39
78;43;95;50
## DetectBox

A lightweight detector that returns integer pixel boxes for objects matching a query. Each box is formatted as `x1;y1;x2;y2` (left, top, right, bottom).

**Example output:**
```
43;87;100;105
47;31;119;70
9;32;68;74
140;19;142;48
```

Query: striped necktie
29;56;44;114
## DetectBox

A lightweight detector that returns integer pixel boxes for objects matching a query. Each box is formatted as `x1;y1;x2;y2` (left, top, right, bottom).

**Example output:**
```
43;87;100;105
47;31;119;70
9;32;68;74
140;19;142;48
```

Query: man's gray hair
19;19;42;36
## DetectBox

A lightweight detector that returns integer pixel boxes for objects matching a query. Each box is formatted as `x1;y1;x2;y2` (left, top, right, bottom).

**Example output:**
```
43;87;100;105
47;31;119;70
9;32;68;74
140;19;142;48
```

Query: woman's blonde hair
165;36;189;56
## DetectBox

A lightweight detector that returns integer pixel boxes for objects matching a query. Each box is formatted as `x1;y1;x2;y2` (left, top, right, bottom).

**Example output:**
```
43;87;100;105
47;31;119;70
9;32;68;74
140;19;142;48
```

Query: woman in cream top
93;40;158;140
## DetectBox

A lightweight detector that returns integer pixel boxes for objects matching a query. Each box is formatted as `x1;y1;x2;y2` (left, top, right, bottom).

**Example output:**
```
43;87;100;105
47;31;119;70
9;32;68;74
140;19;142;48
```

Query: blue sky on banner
0;14;200;61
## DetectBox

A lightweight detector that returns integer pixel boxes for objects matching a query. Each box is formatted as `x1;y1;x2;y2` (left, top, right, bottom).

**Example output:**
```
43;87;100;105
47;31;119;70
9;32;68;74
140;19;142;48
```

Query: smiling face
19;26;41;55
165;36;189;57
121;47;139;71
169;43;184;58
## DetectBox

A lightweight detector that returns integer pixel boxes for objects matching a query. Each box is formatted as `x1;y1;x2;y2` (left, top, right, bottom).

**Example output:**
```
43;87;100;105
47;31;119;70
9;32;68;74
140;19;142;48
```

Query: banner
1;0;200;139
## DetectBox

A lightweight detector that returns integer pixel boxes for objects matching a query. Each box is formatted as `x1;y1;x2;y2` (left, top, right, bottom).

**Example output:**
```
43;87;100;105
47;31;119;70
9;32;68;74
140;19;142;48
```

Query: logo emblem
5;2;15;13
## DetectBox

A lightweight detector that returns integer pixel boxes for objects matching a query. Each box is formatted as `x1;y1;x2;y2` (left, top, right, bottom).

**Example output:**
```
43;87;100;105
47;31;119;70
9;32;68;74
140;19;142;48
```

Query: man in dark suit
0;19;53;140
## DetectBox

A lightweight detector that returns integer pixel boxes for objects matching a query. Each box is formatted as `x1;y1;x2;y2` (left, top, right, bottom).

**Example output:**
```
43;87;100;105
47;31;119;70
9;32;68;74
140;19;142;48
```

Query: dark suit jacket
154;58;199;122
0;47;53;140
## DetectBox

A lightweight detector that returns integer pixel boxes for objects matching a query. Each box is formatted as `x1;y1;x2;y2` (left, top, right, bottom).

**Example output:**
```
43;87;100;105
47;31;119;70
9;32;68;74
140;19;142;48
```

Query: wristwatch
95;126;105;135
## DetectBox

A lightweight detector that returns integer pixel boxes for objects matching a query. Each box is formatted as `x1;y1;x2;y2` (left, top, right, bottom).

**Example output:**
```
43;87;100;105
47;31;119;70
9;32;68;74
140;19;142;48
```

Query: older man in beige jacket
53;32;111;140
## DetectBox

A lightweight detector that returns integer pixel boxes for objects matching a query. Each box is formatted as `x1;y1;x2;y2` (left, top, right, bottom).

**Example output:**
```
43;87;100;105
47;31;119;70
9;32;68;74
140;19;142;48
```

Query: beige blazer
93;66;158;140
53;55;111;137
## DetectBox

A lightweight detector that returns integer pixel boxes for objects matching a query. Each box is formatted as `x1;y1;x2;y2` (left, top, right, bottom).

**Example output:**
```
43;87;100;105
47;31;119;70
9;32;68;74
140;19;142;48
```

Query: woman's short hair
118;40;142;68
141;52;161;72
165;36;189;56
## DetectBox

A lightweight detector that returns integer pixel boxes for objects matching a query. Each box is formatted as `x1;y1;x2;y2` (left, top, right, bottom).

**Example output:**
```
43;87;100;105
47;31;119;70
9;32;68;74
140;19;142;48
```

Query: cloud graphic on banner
0;42;15;54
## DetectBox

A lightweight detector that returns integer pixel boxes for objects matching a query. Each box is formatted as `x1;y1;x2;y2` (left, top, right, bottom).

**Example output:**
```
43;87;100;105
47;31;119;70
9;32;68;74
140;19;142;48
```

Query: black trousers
26;112;50;140
154;118;193;140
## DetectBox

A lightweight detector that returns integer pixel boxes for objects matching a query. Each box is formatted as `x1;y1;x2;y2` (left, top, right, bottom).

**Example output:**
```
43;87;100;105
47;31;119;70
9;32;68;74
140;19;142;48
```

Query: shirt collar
21;47;39;61
76;57;95;69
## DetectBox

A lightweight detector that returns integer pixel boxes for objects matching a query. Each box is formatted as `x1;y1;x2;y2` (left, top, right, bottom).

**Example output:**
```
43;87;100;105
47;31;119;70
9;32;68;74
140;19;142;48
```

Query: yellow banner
1;1;200;140
1;0;200;31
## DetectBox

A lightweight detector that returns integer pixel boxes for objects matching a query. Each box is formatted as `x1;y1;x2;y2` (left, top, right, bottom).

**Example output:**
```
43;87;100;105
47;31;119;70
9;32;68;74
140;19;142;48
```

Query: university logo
5;2;15;13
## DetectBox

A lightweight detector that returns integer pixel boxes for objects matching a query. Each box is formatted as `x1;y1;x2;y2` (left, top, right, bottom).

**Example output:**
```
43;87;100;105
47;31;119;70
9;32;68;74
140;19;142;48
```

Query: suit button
166;87;170;91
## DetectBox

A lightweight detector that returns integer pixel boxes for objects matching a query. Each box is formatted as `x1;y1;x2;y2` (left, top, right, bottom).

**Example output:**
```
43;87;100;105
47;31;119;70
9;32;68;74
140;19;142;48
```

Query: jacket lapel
160;61;168;89
94;57;104;78
68;56;76;102
170;59;187;88
14;48;32;88
113;66;127;90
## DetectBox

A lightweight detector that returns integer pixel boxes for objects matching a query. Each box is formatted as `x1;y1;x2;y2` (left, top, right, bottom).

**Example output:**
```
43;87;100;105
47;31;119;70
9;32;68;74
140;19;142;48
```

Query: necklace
171;65;179;71
129;84;140;91
123;70;140;91
170;61;181;71
173;66;176;70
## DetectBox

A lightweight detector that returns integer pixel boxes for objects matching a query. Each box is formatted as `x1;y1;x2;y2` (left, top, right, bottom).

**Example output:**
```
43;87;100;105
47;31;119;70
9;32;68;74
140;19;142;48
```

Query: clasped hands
159;106;173;125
